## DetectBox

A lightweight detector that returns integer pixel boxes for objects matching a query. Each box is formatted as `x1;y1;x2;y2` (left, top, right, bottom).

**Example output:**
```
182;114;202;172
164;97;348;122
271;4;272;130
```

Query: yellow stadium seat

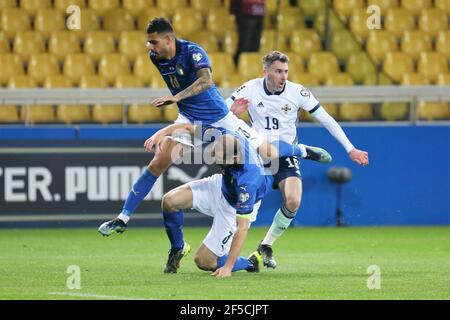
119;31;147;62
383;52;414;82
284;52;305;74
156;0;188;16
63;53;96;84
366;30;398;64
221;74;248;89
122;0;153;16
138;8;168;31
103;9;135;35
0;0;16;10
13;31;45;61
35;9;66;39
315;10;345;38
334;0;365;19
56;105;91;124
401;73;430;85
437;74;450;85
49;31;82;63
417;101;449;120
150;75;167;89
385;8;416;38
364;72;394;85
238;52;264;79
84;31;116;62
114;75;144;88
98;54;131;85
185;31;219;53
259;30;289;53
307;52;339;83
44;75;74;88
72;9;101;38
1;9;31;39
380;102;409;121
290;29;322;59
206;8;237;38
299;0;327;17
172;8;203;38
191;0;221;15
367;0;399;15
54;0;86;11
436;31;450;60
349;9;370;43
266;0;291;16
276;7;305;34
340;103;373;121
223;30;238;56
163;104;179;122
128;105;163;124
325;73;354;86
20;106;55;124
418;52;448;83
88;0;120;15
8;75;37;88
401;30;432;61
401;0;431;15
263;13;272;30
331;29;361;62
0;53;24;85
92;105;123;124
28;54;61;86
134;53;159;86
289;73;320;87
0;105;19;123
302;103;339;121
79;75;109;88
209;52;236;85
435;0;450;15
419;9;448;38
0;32;10;53
20;0;51;15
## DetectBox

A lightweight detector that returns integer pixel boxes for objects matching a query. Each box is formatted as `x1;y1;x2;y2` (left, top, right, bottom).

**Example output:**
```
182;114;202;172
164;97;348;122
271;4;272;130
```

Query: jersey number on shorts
265;116;279;130
222;231;233;245
286;157;300;169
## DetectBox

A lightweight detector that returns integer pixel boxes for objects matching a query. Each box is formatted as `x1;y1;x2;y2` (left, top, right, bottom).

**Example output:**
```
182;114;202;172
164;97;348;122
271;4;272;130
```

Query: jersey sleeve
234;184;257;216
297;85;321;114
229;81;253;101
189;45;211;71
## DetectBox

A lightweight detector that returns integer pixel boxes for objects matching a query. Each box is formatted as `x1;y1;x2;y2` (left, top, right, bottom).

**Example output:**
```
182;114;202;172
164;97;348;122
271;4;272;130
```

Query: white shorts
187;174;261;257
174;111;264;150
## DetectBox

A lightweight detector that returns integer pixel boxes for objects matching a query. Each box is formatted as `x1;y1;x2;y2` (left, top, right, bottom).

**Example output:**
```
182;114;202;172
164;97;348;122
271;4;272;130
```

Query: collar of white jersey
263;78;286;96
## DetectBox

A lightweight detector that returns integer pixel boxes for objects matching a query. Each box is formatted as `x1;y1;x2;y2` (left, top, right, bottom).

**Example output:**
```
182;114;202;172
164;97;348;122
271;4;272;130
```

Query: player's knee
194;254;215;271
284;197;300;214
162;192;177;212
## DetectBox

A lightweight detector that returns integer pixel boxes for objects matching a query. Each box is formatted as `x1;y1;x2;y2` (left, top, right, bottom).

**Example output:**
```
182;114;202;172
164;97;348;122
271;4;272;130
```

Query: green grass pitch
0;226;449;300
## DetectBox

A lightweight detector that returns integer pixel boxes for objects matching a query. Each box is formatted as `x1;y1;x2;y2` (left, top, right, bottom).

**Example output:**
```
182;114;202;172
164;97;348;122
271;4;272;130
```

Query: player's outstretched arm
144;123;197;152
349;148;369;166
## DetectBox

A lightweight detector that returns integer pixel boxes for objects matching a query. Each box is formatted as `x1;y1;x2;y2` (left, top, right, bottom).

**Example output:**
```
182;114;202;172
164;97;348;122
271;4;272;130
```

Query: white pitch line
48;292;151;300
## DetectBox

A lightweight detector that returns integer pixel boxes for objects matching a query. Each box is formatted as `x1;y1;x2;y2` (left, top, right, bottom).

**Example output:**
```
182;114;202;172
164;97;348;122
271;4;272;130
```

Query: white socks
262;207;295;246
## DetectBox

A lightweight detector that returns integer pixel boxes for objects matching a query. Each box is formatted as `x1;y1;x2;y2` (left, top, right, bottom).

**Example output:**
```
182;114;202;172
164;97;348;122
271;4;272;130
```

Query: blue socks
121;169;158;218
273;140;305;158
217;255;253;272
163;210;184;251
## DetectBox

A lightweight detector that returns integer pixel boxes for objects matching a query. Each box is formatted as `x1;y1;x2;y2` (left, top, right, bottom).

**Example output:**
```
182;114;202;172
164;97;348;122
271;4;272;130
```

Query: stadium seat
223;30;238;56
366;30;398;64
301;103;339;121
79;75;109;88
63;53;96;84
259;30;289;53
84;31;116;63
417;101;449;120
122;0;153;16
0;105;19;123
325;73;354;86
128;105;163;124
98;54;131;85
436;31;450;60
48;31;82;63
331;30;361;62
1;9;31;39
190;0;222;15
382;52;414;83
185;31;219;53
401;73;430;85
367;0;399;15
284;52;305;75
266;0;290;16
172;8;203;38
349;9;370;43
13;31;45;62
92;105;123;124
400;0;431;15
209;52;236;85
163;105;179;122
385;9;416;38
380;103;409;121
417;52;448;83
221;74;248;89
44;75;74;88
334;0;365;20
0;0;16;10
134;53;159;86
289;73;320;87
20;105;55;124
119;31;147;63
206;8;237;38
7;75;37;88
401;30;432;61
263;13;273;30
290;30;322;59
150;75;167;89
315;11;345;38
419;9;448;38
54;0;86;11
364;72;394;85
114;75;144;88
28;54;61;86
138;8;168;31
20;0;51;15
103;9;135;35
339;103;373;121
88;0;120;15
0;54;24;85
0;32;10;53
56;105;91;124
298;0;327;17
238;53;264;79
437;74;450;85
72;9;100;38
276;7;305;34
34;9;66;39
435;0;450;15
156;0;188;16
307;52;339;83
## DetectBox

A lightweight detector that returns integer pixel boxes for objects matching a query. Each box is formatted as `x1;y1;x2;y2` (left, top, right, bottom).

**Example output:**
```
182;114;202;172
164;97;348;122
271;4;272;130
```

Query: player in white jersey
228;51;369;268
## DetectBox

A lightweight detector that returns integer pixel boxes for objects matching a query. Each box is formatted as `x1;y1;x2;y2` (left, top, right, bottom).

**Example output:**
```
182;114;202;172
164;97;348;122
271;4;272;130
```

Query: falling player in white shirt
228;51;369;268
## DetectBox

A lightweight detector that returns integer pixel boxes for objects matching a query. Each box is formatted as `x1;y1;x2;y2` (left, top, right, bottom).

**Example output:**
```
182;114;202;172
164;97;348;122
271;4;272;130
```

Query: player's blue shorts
271;156;302;189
